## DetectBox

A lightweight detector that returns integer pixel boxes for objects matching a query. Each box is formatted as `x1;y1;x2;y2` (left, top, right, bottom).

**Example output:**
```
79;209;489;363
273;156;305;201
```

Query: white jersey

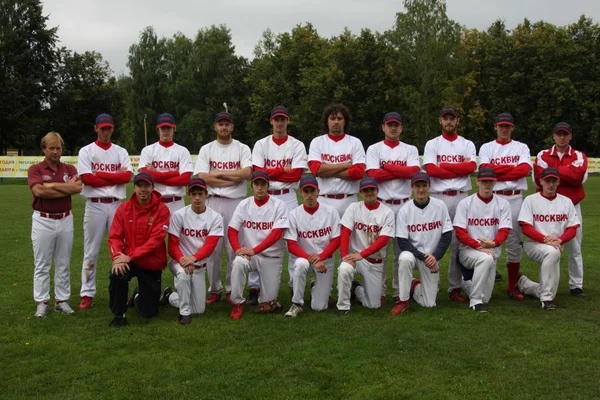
252;135;308;191
340;202;395;260
423;135;476;192
395;197;453;255
366;140;420;200
169;205;224;264
78;141;133;199
518;193;580;241
479;139;531;191
229;196;290;258
194;139;252;199
139;142;193;197
283;203;341;254
308;134;366;195
453;194;513;258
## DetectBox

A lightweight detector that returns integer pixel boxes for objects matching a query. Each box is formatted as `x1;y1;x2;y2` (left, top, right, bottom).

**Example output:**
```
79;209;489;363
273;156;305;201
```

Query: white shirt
283;203;341;255
479;139;531;191
169;205;224;265
340;202;395;260
518;193;580;242
139;141;193;197
78;142;133;199
423;135;476;192
366;140;420;200
252;135;308;191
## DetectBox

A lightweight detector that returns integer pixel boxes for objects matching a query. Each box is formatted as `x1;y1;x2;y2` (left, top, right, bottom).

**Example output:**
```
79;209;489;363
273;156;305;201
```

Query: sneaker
570;288;586;298
507;287;525;301
127;287;139;308
390;300;409;315
448;289;467;303
336;309;351;315
206;292;221;305
471;303;488;312
109;316;127;328
54;302;74;314
350;280;361;302
495;272;502;282
179;314;192;325
410;279;421;298
247;288;260;306
78;296;93;310
285;303;304;318
159;287;173;306
35;302;49;318
231;304;244;320
542;301;556;311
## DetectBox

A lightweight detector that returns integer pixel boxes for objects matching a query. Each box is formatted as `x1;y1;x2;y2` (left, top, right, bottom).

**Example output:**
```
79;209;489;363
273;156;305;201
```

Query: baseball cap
215;112;233;123
251;170;270;183
383;112;402;124
187;177;207;191
553;122;572;135
157;113;175;127
477;167;497;181
134;171;154;185
95;114;114;128
271;106;290;119
541;167;560;180
411;172;430;185
495;113;514;126
359;177;378;191
440;106;459;117
299;176;318;190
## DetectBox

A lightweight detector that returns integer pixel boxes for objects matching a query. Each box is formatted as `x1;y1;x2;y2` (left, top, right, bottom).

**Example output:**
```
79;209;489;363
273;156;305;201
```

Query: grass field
1;177;599;399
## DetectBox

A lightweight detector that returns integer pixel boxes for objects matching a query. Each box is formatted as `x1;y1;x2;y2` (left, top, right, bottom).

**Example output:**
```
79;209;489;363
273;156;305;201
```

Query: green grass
1;177;599;399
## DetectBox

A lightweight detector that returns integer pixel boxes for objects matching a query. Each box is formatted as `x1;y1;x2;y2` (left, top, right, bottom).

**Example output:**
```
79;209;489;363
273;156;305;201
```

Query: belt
162;196;182;203
438;190;465;196
494;190;521;196
323;194;354;199
90;197;119;203
366;257;383;264
267;189;290;195
39;210;71;220
378;197;410;205
195;263;207;269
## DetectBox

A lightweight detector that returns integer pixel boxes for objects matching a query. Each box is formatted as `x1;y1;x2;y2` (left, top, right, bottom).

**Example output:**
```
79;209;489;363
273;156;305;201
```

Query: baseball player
283;176;341;317
392;172;453;315
534;122;588;298
252;106;308;287
193;112;256;305
107;172;170;328
308;103;366;218
160;178;224;325
453;168;512;312
228;170;290;320
423;105;477;303
517;167;580;310
28;132;82;317
336;177;395;314
366;111;420;305
139;113;193;213
77;114;133;310
478;113;531;300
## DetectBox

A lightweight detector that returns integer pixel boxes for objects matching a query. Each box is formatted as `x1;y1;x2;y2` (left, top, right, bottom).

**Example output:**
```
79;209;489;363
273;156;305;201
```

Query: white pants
337;260;383;311
520;241;561;301
167;261;206;316
272;190;299;287
319;194;358;219
567;203;583;289
291;257;334;311
31;212;74;303
397;252;439;307
497;194;523;263
459;248;496;307
379;201;409;298
230;254;283;305
81;200;120;297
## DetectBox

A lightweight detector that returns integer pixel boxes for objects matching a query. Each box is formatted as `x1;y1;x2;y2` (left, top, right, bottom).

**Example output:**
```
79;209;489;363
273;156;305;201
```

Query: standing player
478;113;531;300
308;103;366;218
517;167;580;310
139;113;193;213
453;168;512;312
534;122;588;297
284;176;341;317
194;112;253;305
366;111;420;305
423;106;477;303
336;178;395;314
393;172;453;314
77;114;133;310
28;132;82;317
228;171;290;320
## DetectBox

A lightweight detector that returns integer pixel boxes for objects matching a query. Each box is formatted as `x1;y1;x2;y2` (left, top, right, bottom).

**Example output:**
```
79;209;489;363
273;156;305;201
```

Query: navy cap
495;113;514;126
251;170;270;183
383;112;402;124
157;113;175;127
440;106;459;117
187;177;207;191
299;176;318;190
270;106;290;119
359;177;378;191
411;172;430;185
95;114;114;128
553;122;572;135
215;112;233;123
477;167;497;181
134;171;154;185
541;167;560;180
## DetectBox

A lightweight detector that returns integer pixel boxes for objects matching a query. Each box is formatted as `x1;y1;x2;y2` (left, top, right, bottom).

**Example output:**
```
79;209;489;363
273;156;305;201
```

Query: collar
383;139;400;149
413;198;430;209
441;132;458;142
364;201;380;211
541;193;557;201
254;195;270;207
477;193;493;204
95;140;112;150
495;139;512;146
272;135;288;146
327;133;345;142
159;140;175;148
41;159;61;171
550;145;572;157
303;203;319;215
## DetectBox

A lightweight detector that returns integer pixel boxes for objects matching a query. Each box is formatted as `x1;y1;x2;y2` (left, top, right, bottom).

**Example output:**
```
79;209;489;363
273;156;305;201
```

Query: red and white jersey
169;205;224;264
230;196;290;258
194;139;252;199
341;202;395;259
423;135;476;192
366;141;420;200
534;146;588;205
252;135;308;190
454;194;512;258
518;192;580;241
308;134;366;195
479;139;531;191
139;142;193;197
283;203;341;254
78;142;133;199
395;198;453;255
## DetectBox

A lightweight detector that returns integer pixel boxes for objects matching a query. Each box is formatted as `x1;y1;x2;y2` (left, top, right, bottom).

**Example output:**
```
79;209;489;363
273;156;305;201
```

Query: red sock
507;262;520;290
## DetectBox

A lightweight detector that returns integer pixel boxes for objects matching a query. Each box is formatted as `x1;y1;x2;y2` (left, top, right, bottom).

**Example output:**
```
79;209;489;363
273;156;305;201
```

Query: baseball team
27;103;587;327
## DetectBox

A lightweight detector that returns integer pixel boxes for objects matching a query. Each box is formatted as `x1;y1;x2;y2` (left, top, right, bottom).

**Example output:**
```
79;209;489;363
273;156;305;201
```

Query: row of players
28;104;586;323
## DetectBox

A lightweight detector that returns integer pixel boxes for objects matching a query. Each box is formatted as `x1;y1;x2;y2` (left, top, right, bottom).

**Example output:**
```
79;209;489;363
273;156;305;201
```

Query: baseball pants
380;201;409;298
109;264;162;318
519;241;560;302
291;257;334;311
168;260;206;316
31;212;74;303
165;199;185;214
497;194;523;263
337;259;384;311
230;254;283;305
458;248;496;307
272;190;299;287
567;203;583;290
319;194;358;219
397;251;439;307
81;200;120;298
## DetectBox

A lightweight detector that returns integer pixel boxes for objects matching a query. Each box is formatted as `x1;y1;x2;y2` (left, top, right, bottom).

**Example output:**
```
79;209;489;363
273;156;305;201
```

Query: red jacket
534;146;587;205
108;190;170;271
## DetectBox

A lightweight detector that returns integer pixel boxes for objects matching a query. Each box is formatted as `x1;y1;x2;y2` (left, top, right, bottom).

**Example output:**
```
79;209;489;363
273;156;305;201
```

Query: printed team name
243;220;274;230
354;222;381;233
533;214;568;223
181;228;209;237
407;221;443;232
468;218;500;226
490;156;519;165
436;155;466;163
265;158;292;168
321;154;352;163
298;226;333;239
380;160;407;167
151;160;180;169
210;161;240;170
92;162;122;172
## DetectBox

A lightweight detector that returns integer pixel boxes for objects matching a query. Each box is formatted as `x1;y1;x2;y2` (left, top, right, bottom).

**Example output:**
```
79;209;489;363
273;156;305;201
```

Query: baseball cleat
54;302;74;314
507;288;525;301
78;296;93;310
109;316;127;328
542;301;556;311
350;280;361;302
336;309;351;315
390;300;409;315
247;288;260;306
570;288;586;298
448;289;467;303
205;292;221;305
471;303;488;312
127;287;139;308
230;304;244;320
285;303;304;318
159;287;173;306
35;302;49;318
179;314;192;325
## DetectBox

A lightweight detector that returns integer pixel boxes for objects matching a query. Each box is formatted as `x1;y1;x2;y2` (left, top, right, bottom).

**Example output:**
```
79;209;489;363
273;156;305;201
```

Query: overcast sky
42;0;600;76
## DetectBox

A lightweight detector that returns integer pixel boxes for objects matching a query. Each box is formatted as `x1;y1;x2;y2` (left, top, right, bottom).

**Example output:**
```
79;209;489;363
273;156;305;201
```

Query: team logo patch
148;216;154;226
63;173;69;183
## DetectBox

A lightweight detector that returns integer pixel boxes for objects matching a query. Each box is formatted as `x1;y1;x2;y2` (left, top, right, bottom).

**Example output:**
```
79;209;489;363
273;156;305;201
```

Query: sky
42;0;600;76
